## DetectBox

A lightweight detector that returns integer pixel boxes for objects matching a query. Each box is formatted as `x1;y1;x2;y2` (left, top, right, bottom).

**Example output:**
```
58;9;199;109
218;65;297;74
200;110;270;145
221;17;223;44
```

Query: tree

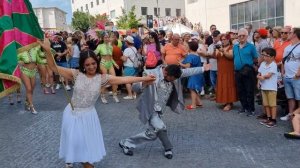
71;11;93;32
116;5;141;29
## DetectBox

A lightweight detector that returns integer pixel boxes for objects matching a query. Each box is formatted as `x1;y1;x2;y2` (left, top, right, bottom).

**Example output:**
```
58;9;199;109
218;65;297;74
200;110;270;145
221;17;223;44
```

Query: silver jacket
132;66;204;124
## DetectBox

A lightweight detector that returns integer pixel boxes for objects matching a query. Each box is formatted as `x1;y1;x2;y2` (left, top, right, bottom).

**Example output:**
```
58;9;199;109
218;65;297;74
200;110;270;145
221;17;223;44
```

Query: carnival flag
0;0;43;98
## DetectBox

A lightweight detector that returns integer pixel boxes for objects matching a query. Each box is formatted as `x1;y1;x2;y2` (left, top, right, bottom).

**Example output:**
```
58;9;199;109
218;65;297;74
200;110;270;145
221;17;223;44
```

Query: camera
215;44;222;49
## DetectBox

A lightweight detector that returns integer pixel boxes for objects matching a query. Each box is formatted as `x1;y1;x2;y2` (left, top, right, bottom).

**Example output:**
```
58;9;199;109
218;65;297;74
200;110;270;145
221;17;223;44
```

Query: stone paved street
1;84;300;168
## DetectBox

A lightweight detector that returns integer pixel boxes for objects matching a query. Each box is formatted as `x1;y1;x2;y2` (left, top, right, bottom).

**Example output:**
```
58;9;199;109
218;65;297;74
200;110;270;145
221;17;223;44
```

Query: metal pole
157;0;159;28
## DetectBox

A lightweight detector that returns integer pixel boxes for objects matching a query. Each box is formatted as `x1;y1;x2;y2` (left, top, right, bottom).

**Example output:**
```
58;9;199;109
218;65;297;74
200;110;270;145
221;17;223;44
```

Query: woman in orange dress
215;34;238;111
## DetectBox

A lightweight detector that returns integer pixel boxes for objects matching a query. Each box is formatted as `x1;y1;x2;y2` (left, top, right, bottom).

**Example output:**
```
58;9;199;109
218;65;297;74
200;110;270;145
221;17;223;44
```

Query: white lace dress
59;72;109;163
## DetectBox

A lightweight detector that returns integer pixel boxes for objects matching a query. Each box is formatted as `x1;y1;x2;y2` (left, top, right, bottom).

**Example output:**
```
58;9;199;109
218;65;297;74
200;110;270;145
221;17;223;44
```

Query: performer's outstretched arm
180;64;210;78
108;75;155;86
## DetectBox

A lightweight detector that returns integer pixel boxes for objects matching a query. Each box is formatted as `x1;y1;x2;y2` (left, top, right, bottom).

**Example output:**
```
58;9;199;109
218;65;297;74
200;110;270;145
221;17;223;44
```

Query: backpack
129;48;143;69
145;50;158;68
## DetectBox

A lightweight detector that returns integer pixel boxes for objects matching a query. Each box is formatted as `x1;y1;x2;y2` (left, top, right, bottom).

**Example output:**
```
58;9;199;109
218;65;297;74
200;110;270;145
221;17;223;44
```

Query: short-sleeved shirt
182;53;201;68
233;42;258;70
258;61;278;91
273;39;291;63
255;39;271;56
51;41;67;62
207;42;222;71
123;46;137;67
283;43;300;78
163;43;187;65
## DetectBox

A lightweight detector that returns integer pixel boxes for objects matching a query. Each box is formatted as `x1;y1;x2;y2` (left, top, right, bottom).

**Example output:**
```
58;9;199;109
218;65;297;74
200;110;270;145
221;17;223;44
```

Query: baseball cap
257;28;268;37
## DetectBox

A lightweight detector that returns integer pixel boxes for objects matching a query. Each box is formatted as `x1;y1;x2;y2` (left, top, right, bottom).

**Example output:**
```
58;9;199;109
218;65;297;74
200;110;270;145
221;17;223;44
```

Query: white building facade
33;7;68;31
185;0;300;32
70;0;185;23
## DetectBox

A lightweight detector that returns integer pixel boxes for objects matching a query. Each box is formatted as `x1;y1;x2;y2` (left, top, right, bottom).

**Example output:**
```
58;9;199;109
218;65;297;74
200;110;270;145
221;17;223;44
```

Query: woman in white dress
39;39;155;168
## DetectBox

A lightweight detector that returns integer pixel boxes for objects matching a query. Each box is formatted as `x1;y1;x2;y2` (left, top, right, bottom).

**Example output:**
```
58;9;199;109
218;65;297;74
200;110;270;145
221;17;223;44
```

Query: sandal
186;105;196;110
284;132;300;139
223;104;232;111
8;95;14;105
196;104;203;108
43;87;50;94
50;86;56;94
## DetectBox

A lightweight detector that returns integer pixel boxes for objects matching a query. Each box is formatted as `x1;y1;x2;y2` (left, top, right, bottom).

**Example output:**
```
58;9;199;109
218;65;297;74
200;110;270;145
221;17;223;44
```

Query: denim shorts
69;57;79;69
56;62;68;68
283;77;300;100
123;66;137;76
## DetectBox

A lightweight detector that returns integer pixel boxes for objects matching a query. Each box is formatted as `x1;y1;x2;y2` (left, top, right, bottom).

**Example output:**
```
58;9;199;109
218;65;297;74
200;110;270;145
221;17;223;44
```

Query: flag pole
46;41;74;110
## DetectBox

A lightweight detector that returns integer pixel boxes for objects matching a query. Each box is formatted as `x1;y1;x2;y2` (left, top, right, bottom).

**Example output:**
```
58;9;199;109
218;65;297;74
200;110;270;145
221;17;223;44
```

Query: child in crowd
257;47;278;127
179;41;204;109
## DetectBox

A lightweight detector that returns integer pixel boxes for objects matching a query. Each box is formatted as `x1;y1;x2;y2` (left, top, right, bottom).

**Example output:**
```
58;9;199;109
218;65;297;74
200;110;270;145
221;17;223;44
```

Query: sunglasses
281;32;289;34
261;53;272;57
238;35;246;38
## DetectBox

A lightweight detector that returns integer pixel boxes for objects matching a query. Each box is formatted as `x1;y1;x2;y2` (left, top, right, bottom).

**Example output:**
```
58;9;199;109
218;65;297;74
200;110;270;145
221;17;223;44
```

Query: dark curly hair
79;50;100;74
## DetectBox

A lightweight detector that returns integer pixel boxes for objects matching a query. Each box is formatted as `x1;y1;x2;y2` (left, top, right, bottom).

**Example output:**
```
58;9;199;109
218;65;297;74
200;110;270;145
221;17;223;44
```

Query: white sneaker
280;114;290;121
200;89;205;96
108;91;113;96
65;85;71;91
55;84;61;90
113;95;120;103
101;96;108;104
123;96;133;100
133;94;137;99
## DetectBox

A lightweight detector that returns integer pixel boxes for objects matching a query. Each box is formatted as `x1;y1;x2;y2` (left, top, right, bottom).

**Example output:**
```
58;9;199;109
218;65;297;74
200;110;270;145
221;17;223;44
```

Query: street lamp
86;8;91;29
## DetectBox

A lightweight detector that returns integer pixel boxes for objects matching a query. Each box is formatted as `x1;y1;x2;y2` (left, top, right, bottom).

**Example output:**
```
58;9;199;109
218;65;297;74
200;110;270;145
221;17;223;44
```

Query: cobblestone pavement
1;84;300;168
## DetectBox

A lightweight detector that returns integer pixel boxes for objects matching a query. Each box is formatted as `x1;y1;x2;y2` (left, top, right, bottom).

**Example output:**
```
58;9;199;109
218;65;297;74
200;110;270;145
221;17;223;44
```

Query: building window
102;0;105;3
230;0;284;30
165;8;171;16
96;0;99;5
72;0;74;4
154;7;160;16
176;9;181;17
85;4;88;11
81;6;83;12
187;0;198;4
110;10;116;19
141;7;147;15
91;2;93;8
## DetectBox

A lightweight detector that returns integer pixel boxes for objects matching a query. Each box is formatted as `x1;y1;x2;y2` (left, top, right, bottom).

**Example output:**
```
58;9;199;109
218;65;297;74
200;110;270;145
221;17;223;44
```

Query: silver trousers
121;111;173;150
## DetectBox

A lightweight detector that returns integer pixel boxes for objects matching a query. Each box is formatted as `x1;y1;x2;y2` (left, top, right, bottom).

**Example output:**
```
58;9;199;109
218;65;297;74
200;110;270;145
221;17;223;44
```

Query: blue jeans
210;70;217;88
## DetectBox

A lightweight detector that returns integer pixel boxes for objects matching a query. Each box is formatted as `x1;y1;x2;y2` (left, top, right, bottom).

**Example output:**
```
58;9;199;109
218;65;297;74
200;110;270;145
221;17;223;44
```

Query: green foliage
116;5;141;29
71;11;93;32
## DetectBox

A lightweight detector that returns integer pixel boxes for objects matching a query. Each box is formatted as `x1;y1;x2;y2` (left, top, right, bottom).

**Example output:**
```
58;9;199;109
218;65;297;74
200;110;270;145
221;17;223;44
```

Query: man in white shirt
281;27;300;121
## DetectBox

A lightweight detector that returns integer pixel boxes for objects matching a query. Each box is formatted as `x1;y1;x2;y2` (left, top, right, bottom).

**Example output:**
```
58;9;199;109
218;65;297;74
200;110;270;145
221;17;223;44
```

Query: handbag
240;64;254;76
283;43;300;64
238;47;254;76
